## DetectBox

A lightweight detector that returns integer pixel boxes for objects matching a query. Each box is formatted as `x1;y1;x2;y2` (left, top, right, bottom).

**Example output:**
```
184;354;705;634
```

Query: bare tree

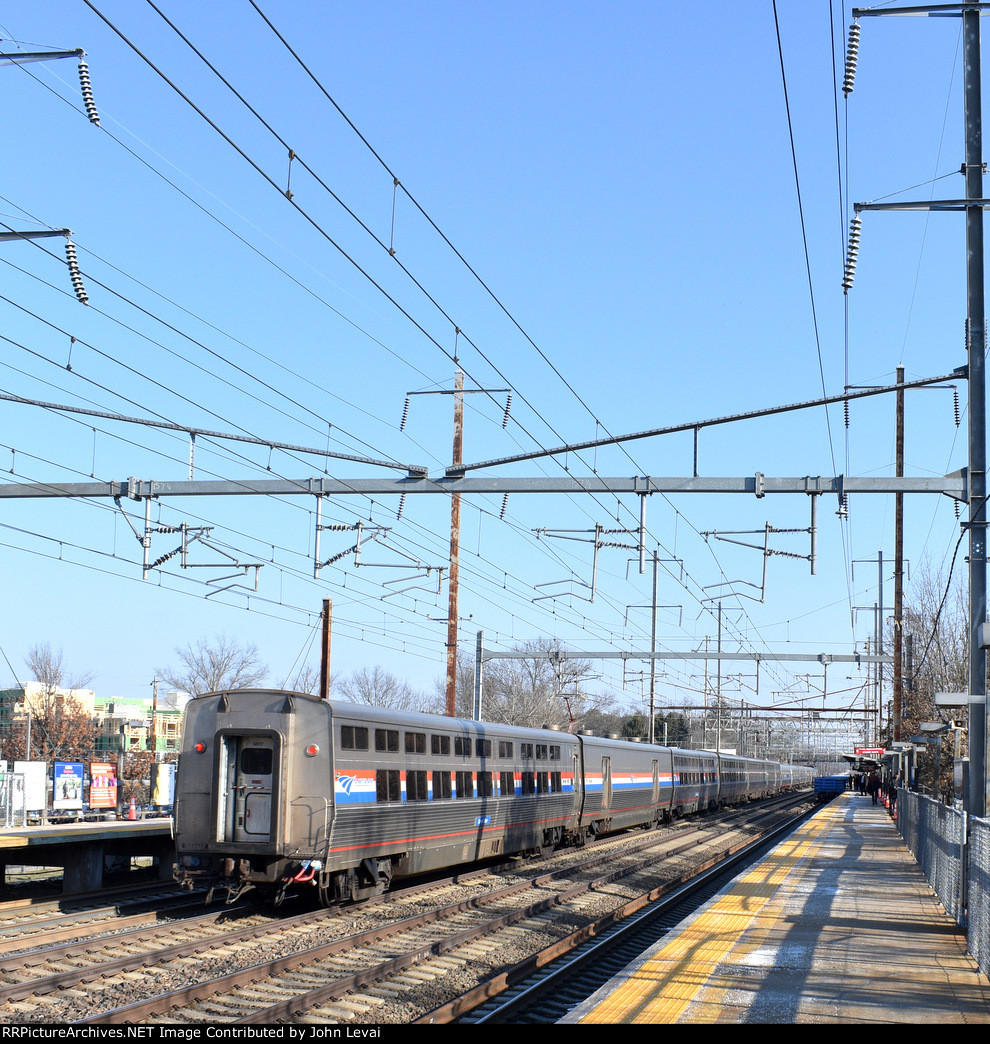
452;639;597;729
893;560;969;799
897;563;968;725
120;749;155;806
288;665;327;696
338;666;425;711
26;642;95;692
158;635;268;696
4;695;95;763
17;643;97;761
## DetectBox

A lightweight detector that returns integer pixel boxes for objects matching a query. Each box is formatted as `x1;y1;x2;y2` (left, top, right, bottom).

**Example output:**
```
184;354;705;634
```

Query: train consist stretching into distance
172;689;814;906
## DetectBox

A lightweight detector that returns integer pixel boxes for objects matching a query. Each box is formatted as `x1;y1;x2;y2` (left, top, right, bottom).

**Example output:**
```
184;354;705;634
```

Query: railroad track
0;794;811;1025
432;793;821;1023
0;882;205;949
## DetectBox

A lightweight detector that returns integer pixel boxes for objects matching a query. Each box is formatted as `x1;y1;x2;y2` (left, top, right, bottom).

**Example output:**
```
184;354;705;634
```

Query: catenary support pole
963;1;988;819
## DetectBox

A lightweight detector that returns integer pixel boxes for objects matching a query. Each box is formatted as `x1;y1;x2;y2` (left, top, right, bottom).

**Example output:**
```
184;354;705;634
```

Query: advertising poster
151;762;175;807
89;761;117;810
53;762;84;811
14;761;47;812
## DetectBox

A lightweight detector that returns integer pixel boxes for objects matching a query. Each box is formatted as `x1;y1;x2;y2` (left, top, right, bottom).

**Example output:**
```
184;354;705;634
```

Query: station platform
562;791;990;1024
0;818;174;894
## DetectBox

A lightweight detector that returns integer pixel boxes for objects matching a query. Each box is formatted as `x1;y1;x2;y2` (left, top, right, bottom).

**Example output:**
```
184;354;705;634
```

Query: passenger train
172;689;814;906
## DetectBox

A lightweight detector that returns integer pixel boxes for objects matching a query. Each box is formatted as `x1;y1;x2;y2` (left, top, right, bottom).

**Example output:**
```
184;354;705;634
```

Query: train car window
478;771;494;797
406;770;428;801
520;742;534;759
549;745;561;761
455;770;474;798
536;772;549;794
499;741;513;758
432;771;452;800
241;748;273;775
551;771;562;793
375;729;399;753
431;734;451;756
536;743;548;760
499;771;514;796
405;732;426;755
475;739;492;758
454;737;471;757
521;772;535;795
340;726;369;750
376;769;400;802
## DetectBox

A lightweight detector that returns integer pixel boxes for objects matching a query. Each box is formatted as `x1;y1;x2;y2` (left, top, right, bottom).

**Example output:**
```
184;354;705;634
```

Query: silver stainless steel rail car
172;689;813;906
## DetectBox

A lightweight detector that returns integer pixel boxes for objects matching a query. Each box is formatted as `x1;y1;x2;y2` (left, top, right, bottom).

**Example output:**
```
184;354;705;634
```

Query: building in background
0;682;96;721
0;685;184;762
93;696;183;758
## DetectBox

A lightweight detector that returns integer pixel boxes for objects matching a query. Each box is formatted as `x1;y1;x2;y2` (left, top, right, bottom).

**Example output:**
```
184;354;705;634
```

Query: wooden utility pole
319;598;332;700
446;370;464;716
150;677;158;760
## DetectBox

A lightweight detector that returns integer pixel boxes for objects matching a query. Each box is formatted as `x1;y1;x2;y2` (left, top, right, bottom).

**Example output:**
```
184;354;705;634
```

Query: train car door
601;757;612;813
219;735;276;842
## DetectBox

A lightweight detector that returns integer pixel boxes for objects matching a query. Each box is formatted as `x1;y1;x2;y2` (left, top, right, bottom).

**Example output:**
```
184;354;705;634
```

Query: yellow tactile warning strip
569;795;990;1024
576;806;836;1023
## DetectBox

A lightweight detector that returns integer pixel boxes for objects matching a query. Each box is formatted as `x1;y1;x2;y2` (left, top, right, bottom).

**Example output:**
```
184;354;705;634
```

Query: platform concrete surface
563;792;990;1024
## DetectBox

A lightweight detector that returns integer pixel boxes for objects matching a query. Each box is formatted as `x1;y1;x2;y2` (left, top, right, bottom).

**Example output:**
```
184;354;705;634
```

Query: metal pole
894;365;904;743
964;0;988;819
716;602;722;752
474;630;484;722
648;550;658;744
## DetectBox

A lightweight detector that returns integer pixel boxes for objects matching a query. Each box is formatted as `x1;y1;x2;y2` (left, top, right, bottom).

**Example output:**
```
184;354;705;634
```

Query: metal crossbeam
0;472;967;499
480;649;894;664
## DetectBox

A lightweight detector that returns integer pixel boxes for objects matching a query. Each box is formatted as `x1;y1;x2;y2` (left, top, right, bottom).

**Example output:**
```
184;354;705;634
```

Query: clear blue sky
0;1;974;744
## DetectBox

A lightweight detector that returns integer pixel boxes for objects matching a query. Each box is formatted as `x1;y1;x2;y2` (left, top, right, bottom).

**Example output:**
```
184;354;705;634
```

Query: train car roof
192;690;812;766
194;688;583;743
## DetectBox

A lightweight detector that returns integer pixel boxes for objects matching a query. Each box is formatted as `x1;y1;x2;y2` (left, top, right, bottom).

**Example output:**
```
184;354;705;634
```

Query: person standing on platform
867;773;879;805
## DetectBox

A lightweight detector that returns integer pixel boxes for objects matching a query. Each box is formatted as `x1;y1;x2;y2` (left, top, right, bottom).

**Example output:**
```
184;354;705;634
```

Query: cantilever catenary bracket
313;498;444;590
701;496;820;603
532;522;641;604
113;495;262;592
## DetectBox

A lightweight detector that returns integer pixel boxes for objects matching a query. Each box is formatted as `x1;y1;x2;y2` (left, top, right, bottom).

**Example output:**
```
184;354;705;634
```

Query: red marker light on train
194;742;207;753
304;744;319;757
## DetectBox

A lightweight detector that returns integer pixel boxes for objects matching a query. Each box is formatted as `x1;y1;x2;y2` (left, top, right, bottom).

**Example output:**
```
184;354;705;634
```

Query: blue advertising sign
53;762;84;810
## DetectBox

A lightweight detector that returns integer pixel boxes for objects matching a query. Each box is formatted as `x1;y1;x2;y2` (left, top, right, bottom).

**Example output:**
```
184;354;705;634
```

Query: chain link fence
0;772;27;829
896;788;990;979
970;816;990;980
